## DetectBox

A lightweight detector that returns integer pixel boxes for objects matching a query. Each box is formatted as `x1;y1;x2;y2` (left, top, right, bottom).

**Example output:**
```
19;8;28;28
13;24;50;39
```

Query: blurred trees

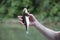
0;0;60;22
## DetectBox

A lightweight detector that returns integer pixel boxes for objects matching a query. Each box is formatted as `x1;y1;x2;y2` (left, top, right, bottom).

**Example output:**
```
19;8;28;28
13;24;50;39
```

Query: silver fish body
23;8;29;33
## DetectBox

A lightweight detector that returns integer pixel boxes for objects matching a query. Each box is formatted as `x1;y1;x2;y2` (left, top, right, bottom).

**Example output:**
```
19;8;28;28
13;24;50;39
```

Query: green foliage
0;0;60;22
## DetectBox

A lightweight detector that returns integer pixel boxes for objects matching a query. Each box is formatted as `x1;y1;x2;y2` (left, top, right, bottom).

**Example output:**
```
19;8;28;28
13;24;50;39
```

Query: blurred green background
0;0;60;40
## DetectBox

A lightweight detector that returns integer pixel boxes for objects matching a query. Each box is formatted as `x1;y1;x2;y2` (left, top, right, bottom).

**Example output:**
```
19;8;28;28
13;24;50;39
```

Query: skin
18;13;60;40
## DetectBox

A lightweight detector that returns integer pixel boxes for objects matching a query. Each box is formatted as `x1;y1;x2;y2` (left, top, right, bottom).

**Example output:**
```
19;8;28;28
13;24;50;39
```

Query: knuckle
30;14;33;16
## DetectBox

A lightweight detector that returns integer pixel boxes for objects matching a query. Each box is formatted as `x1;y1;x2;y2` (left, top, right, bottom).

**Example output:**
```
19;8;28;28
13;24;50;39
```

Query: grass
0;18;60;40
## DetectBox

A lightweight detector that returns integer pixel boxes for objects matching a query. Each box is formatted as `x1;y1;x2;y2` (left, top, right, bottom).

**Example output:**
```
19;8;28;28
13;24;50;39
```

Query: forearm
34;21;56;39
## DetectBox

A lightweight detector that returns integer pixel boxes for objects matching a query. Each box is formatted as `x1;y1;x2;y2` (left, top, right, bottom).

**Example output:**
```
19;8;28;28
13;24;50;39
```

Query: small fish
23;8;29;34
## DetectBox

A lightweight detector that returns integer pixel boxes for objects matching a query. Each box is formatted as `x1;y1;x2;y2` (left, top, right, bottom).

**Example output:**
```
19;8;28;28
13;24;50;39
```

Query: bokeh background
0;0;60;40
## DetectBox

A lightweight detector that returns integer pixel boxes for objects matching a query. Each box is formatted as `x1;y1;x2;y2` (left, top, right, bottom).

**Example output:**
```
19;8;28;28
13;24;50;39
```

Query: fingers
18;16;24;25
19;21;24;25
25;13;34;17
25;13;30;16
18;16;23;21
18;16;22;19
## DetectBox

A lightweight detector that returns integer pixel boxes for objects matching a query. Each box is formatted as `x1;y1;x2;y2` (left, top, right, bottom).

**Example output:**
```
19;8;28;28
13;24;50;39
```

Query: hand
18;13;38;26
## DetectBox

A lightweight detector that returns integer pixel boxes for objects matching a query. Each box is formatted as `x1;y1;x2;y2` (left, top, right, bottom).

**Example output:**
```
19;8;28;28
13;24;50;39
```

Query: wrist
34;20;40;27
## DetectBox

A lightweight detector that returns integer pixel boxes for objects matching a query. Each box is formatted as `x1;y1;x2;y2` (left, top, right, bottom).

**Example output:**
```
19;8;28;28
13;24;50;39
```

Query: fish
23;8;29;34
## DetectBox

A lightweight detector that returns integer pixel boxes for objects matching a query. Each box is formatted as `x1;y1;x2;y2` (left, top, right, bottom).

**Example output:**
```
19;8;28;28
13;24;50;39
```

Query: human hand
18;13;38;26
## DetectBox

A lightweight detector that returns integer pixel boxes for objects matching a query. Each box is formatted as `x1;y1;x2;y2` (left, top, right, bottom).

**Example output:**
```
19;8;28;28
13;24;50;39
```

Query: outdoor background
0;0;60;40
